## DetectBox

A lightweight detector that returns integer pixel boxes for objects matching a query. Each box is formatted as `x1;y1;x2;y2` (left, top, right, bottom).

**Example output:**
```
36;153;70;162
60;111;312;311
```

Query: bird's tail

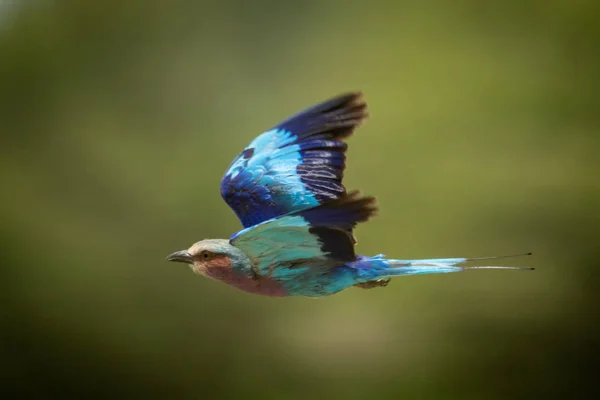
354;252;534;279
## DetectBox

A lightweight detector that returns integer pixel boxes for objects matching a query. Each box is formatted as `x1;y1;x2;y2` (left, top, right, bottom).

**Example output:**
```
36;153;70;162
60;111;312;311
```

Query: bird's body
167;92;532;297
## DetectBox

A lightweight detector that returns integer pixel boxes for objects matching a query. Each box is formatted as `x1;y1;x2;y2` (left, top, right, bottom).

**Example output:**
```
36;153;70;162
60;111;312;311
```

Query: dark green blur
1;1;598;398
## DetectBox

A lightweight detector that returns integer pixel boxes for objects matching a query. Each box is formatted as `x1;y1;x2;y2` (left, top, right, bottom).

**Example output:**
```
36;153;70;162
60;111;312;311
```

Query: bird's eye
199;250;214;260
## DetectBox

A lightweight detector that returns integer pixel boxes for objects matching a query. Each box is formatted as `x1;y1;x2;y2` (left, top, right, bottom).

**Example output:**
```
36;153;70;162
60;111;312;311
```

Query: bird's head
166;239;249;277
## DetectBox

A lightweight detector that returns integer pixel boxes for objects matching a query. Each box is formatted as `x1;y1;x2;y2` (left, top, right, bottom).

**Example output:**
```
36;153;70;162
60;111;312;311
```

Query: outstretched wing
230;192;377;280
220;92;367;228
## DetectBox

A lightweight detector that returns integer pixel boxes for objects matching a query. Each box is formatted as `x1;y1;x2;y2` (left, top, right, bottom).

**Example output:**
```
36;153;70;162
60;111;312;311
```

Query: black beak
166;250;193;264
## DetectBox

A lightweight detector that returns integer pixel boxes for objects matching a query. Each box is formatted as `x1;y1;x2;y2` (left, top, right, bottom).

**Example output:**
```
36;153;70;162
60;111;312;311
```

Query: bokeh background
1;0;599;398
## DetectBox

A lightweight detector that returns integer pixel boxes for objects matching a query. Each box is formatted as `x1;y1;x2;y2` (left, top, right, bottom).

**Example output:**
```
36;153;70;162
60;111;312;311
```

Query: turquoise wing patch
230;215;356;280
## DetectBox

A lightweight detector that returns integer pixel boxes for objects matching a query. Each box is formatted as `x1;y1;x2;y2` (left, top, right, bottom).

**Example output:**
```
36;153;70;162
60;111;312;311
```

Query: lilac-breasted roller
167;92;532;297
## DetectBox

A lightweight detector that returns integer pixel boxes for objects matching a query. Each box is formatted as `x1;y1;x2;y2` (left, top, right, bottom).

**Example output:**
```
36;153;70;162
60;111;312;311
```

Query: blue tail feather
350;253;533;281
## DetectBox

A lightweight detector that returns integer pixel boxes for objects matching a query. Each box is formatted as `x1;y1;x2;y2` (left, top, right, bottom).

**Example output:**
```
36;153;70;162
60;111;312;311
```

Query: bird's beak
166;250;193;264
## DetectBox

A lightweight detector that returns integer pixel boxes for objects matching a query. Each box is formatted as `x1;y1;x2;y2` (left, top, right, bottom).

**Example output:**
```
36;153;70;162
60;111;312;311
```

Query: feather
230;191;376;279
220;92;367;228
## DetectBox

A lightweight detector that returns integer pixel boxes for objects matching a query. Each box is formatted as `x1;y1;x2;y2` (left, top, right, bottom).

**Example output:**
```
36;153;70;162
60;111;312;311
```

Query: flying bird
167;92;532;297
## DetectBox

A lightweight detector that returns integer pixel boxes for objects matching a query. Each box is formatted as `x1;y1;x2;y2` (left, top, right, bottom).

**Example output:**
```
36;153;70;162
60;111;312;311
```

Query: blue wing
230;192;377;280
220;92;367;228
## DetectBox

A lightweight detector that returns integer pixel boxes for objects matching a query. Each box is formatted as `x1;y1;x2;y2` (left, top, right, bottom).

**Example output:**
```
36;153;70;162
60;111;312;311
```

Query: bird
166;92;533;297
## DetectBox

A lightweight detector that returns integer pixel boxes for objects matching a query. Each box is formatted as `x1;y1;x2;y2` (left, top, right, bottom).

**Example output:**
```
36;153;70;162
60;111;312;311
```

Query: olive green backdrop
1;1;598;398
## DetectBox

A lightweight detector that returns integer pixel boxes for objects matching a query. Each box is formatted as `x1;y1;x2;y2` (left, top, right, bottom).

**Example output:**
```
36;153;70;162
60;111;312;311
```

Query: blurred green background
1;0;599;398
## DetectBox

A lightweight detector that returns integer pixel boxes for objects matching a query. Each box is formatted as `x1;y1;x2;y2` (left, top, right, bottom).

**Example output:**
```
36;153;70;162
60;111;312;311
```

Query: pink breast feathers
197;255;288;297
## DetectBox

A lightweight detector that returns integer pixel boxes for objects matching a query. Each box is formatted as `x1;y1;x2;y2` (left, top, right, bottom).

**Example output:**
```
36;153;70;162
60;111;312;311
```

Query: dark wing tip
299;190;378;231
337;190;379;223
308;226;357;262
327;92;369;135
276;91;369;141
339;91;365;107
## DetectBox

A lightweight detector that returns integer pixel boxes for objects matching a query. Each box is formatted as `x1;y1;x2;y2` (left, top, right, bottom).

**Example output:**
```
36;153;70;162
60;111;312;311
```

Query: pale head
166;239;250;277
